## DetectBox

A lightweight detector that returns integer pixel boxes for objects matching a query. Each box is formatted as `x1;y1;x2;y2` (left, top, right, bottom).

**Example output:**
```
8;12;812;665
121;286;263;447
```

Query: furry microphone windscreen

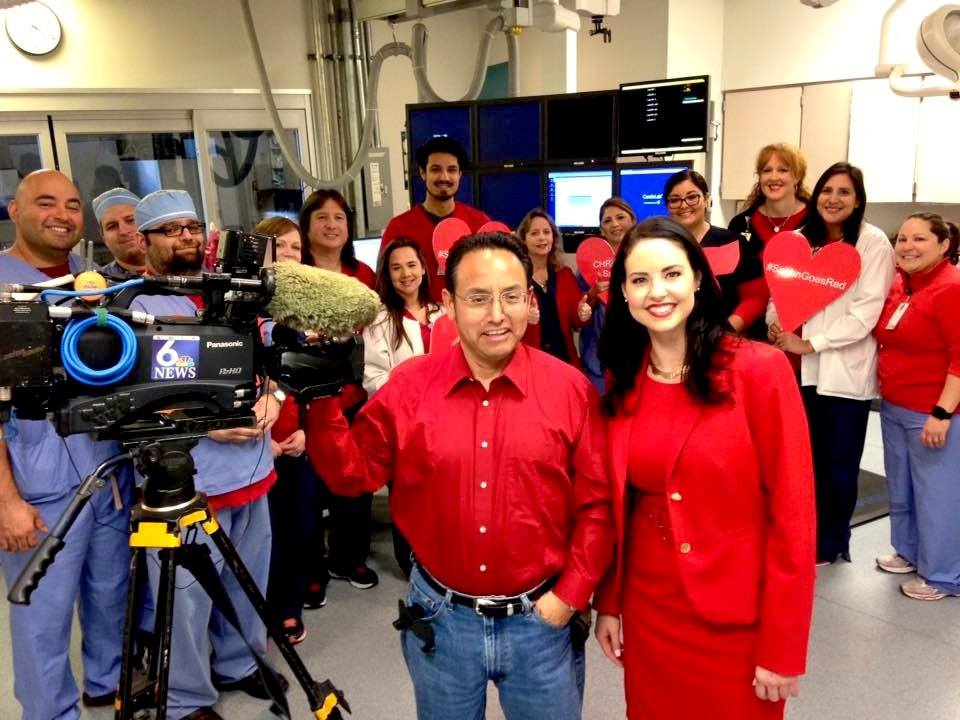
267;262;380;337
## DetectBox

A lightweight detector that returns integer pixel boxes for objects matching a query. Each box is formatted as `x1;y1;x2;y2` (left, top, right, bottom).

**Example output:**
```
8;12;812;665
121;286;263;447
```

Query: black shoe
282;617;307;645
81;691;116;707
182;708;225;720
328;564;379;589
215;669;289;700
303;580;328;609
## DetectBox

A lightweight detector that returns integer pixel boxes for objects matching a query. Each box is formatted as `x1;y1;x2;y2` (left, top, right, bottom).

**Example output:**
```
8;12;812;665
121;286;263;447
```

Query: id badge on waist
885;302;909;330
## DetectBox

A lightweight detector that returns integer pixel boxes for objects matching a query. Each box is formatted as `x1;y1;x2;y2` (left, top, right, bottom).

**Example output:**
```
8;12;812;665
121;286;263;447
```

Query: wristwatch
931;405;953;420
272;388;287;404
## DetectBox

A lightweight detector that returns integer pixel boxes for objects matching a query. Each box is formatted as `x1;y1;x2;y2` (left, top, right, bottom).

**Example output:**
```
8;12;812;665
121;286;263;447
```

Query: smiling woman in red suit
592;217;816;719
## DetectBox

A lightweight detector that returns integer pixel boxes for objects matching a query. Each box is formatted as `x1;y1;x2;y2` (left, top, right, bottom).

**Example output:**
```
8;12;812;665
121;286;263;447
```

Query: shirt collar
902;258;952;293
443;342;530;398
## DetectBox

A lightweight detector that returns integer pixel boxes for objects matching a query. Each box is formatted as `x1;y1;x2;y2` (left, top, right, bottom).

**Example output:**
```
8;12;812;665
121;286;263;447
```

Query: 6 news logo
151;335;199;381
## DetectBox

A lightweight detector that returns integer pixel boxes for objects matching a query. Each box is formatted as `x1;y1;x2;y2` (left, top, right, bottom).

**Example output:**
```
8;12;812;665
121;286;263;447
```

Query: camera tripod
8;437;349;720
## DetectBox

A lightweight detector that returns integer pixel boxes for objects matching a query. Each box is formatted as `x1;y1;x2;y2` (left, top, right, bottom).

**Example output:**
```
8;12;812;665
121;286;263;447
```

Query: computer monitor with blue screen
546;169;613;229
478;171;542;230
477;102;541;165
354;236;382;271
408;105;473;163
618;162;693;221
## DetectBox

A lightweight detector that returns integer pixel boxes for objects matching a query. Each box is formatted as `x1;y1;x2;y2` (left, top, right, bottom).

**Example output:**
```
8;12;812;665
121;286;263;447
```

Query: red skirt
621;494;785;720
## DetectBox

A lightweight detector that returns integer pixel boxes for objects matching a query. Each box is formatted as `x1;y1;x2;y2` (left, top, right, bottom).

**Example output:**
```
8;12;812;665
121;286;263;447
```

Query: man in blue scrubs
0;169;131;719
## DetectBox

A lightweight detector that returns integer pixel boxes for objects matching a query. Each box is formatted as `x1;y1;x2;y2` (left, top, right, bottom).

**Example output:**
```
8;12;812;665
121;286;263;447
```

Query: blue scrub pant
0;486;130;720
881;400;960;594
147;496;271;720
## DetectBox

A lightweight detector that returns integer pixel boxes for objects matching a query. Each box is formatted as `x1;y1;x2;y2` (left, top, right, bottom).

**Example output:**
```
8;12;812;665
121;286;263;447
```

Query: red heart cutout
432;218;472;275
429;314;459;353
763;231;862;333
576;237;615;304
477;220;512;234
703;240;741;277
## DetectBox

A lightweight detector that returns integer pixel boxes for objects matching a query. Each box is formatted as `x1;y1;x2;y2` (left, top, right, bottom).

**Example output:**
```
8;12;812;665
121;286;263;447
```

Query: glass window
0;135;44;251
65;132;203;265
209;129;303;230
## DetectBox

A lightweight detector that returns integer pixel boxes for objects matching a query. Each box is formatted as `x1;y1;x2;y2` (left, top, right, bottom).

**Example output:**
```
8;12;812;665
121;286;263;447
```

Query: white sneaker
900;577;958;601
876;553;916;574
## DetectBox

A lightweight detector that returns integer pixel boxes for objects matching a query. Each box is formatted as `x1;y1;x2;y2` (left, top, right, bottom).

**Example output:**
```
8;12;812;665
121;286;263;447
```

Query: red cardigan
522;266;588;367
594;339;816;676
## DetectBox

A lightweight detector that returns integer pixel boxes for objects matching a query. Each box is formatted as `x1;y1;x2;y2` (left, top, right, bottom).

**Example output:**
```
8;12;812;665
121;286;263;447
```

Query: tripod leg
152;548;178;720
205;524;349;718
116;548;142;720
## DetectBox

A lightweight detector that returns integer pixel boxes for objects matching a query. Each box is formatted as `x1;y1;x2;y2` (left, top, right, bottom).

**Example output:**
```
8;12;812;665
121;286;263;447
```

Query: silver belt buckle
474;597;513;616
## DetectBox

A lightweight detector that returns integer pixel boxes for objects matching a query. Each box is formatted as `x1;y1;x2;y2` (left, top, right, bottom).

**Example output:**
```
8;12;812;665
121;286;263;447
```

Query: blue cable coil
60;313;139;386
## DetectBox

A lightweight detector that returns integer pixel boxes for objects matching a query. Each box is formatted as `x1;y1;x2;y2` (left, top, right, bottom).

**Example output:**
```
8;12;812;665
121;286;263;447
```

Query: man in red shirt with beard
304;232;612;720
382;137;490;299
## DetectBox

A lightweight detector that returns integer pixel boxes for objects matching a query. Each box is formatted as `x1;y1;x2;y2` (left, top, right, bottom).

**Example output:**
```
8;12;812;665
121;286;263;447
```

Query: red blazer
593;339;816;676
523;266;588;366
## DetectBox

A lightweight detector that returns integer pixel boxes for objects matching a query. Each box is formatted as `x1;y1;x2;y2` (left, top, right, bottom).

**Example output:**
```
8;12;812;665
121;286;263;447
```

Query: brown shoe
900;577;958;601
182;708;224;720
877;553;916;574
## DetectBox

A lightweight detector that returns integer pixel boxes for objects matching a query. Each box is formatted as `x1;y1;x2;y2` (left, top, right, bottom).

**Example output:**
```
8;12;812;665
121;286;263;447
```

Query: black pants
801;387;871;562
267;454;322;621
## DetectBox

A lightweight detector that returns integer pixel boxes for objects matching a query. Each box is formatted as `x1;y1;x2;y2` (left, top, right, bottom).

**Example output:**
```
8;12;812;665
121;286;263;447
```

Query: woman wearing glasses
593;217;815;719
664;170;765;333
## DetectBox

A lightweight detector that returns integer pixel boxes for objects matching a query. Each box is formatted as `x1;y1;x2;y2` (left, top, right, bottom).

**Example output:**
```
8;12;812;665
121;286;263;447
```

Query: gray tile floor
2;417;960;719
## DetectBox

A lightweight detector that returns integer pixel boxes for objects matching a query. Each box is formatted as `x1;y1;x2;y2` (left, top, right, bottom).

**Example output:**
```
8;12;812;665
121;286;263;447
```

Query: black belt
417;565;557;618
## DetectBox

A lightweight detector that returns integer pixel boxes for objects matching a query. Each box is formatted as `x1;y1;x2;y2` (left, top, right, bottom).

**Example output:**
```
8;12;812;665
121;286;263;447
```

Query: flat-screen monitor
407;104;473;162
354;236;382;271
619;76;709;155
477;101;542;165
545;93;616;162
546;169;613;229
477;171;543;230
618;162;693;221
410;172;474;207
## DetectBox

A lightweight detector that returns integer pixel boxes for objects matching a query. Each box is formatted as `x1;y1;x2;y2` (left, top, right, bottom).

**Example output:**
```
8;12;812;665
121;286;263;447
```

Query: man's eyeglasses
665;193;703;209
144;222;206;238
456;290;529;310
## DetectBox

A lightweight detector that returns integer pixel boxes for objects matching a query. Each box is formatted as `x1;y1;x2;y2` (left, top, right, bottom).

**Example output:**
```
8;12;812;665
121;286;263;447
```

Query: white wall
577;0;669;92
0;0;312;91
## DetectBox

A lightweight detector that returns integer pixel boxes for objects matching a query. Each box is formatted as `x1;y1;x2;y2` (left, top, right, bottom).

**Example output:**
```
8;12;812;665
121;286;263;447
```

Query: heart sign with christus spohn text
432;218;472;275
763;231;861;333
576;237;615;304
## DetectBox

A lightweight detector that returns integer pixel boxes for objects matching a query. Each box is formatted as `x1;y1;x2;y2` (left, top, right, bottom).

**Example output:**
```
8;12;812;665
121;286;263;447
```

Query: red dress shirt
382;203;491;299
874;260;960;412
303;343;613;609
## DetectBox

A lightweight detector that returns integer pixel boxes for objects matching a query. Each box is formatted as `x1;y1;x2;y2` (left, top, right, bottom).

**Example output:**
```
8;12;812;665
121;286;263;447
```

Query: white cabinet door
800;82;852;187
720;87;802;200
848;79;919;203
916;91;960;204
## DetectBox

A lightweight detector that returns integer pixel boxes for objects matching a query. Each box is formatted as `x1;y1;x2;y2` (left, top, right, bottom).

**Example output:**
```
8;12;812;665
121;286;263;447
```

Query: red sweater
383;203;491;300
874;260;960;412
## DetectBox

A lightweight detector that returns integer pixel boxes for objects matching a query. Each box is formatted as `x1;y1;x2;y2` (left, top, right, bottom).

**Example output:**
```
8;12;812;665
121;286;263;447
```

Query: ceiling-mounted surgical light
917;4;960;82
799;0;839;7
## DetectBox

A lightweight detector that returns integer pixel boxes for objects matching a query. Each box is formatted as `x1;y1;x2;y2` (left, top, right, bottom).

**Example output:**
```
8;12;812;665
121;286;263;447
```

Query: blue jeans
401;566;585;720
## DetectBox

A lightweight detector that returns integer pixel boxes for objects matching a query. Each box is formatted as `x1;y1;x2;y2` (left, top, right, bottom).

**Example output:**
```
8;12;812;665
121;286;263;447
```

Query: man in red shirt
382;137;490;299
304;233;612;720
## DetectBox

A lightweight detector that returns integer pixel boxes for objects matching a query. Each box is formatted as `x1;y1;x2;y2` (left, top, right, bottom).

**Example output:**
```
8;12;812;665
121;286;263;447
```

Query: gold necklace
649;360;687;380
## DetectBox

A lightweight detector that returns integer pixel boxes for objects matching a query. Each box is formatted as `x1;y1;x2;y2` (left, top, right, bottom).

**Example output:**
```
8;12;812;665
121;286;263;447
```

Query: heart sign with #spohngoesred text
576;237;615;304
703;240;741;278
763;231;861;333
432;218;472;275
477;220;511;234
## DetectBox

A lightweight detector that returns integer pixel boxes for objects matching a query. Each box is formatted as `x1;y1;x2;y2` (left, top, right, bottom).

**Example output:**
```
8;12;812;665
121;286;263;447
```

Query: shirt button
480;441;489;448
480;481;487;489
670;492;682;502
679;542;692;554
480;564;487;572
479;526;487;533
482;400;490;407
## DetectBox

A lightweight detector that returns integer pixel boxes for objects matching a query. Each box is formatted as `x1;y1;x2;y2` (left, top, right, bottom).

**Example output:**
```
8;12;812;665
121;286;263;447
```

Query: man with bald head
0;170;131;720
93;187;144;279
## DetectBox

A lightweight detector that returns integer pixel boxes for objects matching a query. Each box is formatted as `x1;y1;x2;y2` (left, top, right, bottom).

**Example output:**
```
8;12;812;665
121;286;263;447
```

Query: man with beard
130;190;284;720
0;170;131;719
382;137;490;298
93;187;144;280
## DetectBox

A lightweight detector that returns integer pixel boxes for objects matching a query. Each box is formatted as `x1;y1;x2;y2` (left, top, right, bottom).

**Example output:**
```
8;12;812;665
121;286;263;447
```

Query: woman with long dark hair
516;209;590;365
593;217;815;719
768;162;895;565
300;188;375;288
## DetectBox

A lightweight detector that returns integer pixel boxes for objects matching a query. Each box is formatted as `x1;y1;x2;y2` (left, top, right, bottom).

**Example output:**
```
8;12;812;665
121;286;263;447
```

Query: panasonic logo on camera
205;340;245;349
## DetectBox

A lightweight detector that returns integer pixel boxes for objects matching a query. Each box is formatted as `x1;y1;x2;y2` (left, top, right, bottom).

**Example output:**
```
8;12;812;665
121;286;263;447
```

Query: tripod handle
7;534;65;605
